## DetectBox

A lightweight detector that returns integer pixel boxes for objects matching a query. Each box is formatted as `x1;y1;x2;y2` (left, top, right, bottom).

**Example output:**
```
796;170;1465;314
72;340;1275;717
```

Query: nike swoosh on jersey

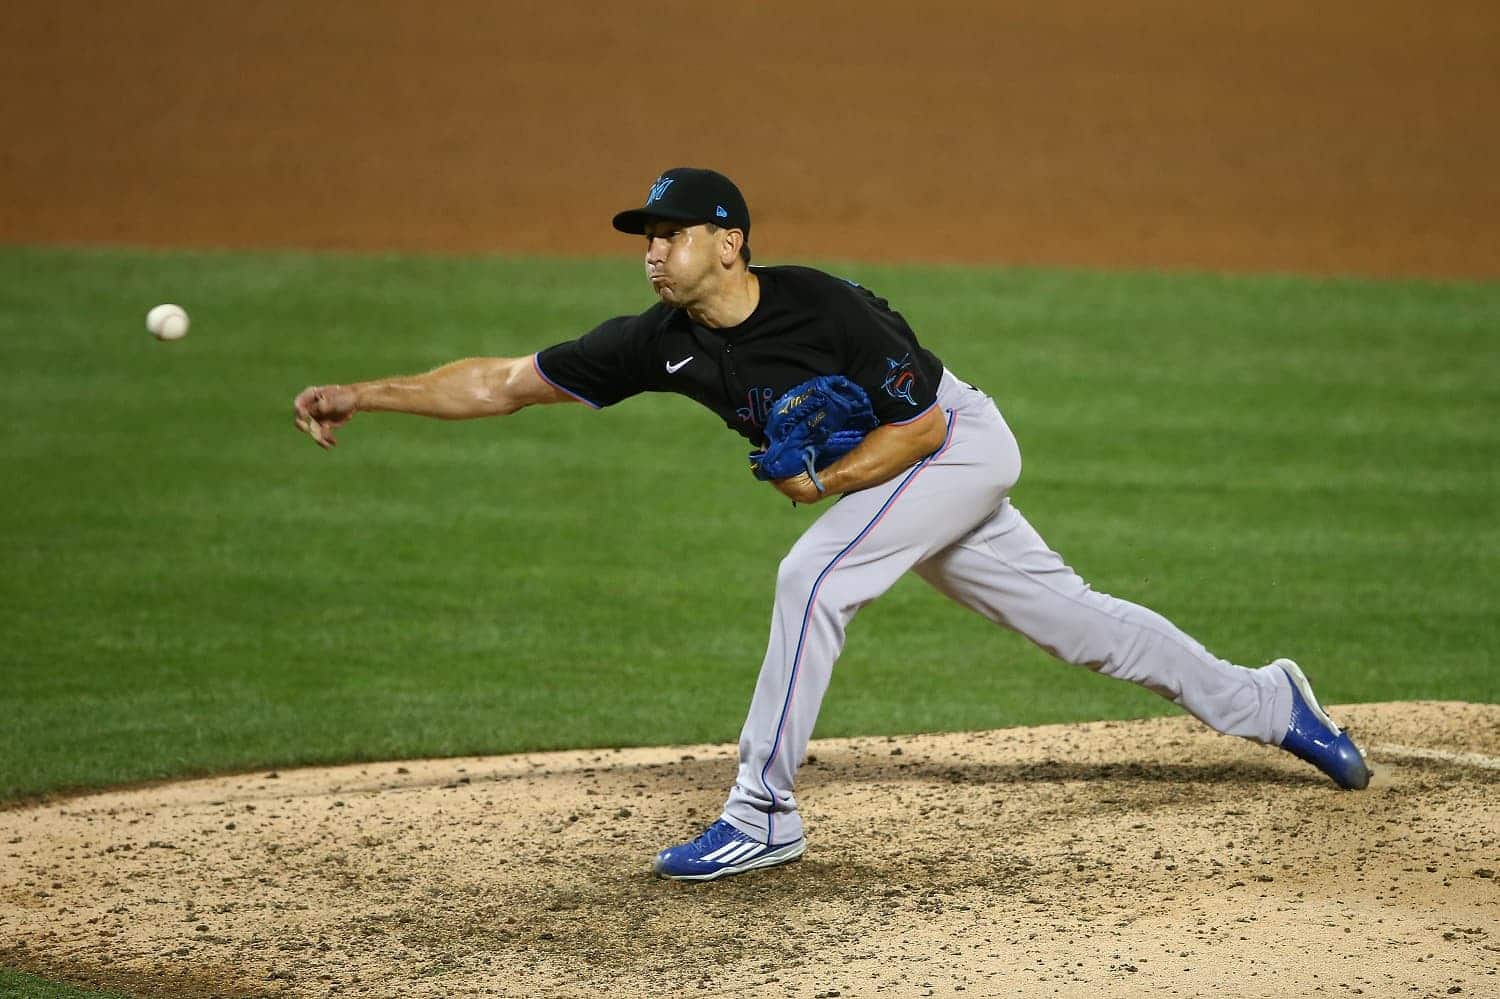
665;356;694;374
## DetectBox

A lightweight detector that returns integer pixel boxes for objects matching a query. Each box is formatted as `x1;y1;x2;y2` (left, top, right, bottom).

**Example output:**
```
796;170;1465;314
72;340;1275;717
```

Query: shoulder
623;300;680;335
755;264;862;296
754;265;875;312
762;266;899;324
584;300;679;344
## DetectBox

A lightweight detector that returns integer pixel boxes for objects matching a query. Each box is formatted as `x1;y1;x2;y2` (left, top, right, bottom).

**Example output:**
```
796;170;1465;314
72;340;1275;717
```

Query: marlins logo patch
882;353;918;405
646;176;675;204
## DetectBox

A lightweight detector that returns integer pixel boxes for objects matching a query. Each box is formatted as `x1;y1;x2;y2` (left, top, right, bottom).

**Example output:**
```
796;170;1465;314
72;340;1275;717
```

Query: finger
296;388;328;419
296;416;326;449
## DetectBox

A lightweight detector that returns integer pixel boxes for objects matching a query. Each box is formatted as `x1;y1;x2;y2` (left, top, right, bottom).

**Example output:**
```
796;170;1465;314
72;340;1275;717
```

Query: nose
645;235;667;266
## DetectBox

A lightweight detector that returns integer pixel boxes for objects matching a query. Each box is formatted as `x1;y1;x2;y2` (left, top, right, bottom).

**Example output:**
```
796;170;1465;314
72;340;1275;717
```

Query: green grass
2;246;1497;997
2;247;1496;807
0;971;129;999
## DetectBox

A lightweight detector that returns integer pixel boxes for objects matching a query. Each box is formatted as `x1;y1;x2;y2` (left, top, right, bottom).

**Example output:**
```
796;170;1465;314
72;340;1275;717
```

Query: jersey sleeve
532;310;659;409
839;285;944;426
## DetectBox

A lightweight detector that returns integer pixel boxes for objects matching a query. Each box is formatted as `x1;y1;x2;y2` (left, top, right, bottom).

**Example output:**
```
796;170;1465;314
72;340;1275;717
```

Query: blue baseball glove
749;375;878;493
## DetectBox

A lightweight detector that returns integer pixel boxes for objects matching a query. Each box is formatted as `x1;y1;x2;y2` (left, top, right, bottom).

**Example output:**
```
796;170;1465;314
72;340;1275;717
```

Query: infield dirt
3;3;1497;997
3;703;1497;998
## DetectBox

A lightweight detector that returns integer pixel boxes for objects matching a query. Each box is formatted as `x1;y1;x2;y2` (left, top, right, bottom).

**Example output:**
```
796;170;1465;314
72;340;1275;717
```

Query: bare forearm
818;420;944;494
294;354;573;449
773;406;949;503
350;356;561;419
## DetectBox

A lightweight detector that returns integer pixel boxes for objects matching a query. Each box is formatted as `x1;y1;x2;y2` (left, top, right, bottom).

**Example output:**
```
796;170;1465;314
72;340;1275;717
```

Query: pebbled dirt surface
3;1;1498;279
3;702;1496;998
1;5;1496;995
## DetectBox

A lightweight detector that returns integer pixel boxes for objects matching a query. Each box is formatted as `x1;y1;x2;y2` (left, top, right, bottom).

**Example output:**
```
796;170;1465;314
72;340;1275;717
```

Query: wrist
343;382;370;412
816;463;849;496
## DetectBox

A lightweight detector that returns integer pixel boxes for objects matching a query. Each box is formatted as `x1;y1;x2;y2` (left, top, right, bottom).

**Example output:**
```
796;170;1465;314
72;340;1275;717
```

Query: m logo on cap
716;205;729;218
647;176;675;204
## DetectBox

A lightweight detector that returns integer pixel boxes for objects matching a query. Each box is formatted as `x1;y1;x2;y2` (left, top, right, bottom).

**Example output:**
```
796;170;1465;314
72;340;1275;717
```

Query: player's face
642;221;720;307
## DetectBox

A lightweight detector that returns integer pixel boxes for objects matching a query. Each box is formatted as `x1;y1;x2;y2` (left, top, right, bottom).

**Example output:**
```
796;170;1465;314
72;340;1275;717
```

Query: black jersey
534;265;946;444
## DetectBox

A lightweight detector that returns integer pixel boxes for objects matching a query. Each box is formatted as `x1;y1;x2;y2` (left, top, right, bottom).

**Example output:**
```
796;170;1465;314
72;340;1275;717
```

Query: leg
657;376;1024;879
722;405;1018;843
913;500;1292;743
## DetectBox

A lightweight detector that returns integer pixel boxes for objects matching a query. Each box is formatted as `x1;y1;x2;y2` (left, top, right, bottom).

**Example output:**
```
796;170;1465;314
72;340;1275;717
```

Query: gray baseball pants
722;370;1293;846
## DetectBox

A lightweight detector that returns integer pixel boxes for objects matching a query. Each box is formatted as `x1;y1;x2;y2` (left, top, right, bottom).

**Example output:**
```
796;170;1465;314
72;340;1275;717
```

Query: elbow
490;381;523;416
485;360;530;416
923;421;948;455
916;409;949;456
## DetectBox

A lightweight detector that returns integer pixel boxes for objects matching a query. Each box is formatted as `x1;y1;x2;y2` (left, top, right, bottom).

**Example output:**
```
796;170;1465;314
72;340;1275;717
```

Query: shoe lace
693;819;742;849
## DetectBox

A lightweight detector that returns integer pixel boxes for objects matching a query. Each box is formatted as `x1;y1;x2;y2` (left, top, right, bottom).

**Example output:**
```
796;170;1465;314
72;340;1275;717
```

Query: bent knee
776;545;832;597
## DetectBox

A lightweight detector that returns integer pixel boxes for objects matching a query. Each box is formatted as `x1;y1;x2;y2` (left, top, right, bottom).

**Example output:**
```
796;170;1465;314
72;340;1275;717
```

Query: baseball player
294;167;1371;882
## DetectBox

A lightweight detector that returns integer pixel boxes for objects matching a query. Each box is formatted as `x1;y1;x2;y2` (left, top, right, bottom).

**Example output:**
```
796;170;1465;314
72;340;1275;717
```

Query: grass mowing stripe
1;247;1496;808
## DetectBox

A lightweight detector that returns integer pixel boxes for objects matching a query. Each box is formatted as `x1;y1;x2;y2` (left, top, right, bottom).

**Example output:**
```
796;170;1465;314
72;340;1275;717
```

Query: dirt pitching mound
2;702;1496;998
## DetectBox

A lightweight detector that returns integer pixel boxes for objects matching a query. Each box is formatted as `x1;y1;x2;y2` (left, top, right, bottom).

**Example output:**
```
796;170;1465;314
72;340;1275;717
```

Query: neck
685;268;759;329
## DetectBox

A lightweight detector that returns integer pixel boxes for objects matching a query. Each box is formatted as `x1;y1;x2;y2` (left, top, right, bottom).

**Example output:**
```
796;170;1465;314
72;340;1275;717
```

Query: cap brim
611;206;709;234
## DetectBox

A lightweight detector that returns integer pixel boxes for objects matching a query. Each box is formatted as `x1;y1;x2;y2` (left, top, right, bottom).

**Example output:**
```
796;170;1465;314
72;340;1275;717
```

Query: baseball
146;303;190;341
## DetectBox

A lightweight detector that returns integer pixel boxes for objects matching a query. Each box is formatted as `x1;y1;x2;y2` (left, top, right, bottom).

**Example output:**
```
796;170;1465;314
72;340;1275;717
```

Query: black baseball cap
611;167;751;242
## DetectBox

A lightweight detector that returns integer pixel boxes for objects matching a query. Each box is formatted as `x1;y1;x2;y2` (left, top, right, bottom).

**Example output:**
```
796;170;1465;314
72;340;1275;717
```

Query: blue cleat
1275;659;1371;790
652;819;807;882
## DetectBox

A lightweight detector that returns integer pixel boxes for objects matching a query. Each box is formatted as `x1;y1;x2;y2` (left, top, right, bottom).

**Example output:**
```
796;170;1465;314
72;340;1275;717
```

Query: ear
719;228;745;267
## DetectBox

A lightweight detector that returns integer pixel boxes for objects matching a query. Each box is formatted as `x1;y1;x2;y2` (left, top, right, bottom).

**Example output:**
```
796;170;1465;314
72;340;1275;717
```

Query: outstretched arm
293;355;574;449
772;405;949;504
